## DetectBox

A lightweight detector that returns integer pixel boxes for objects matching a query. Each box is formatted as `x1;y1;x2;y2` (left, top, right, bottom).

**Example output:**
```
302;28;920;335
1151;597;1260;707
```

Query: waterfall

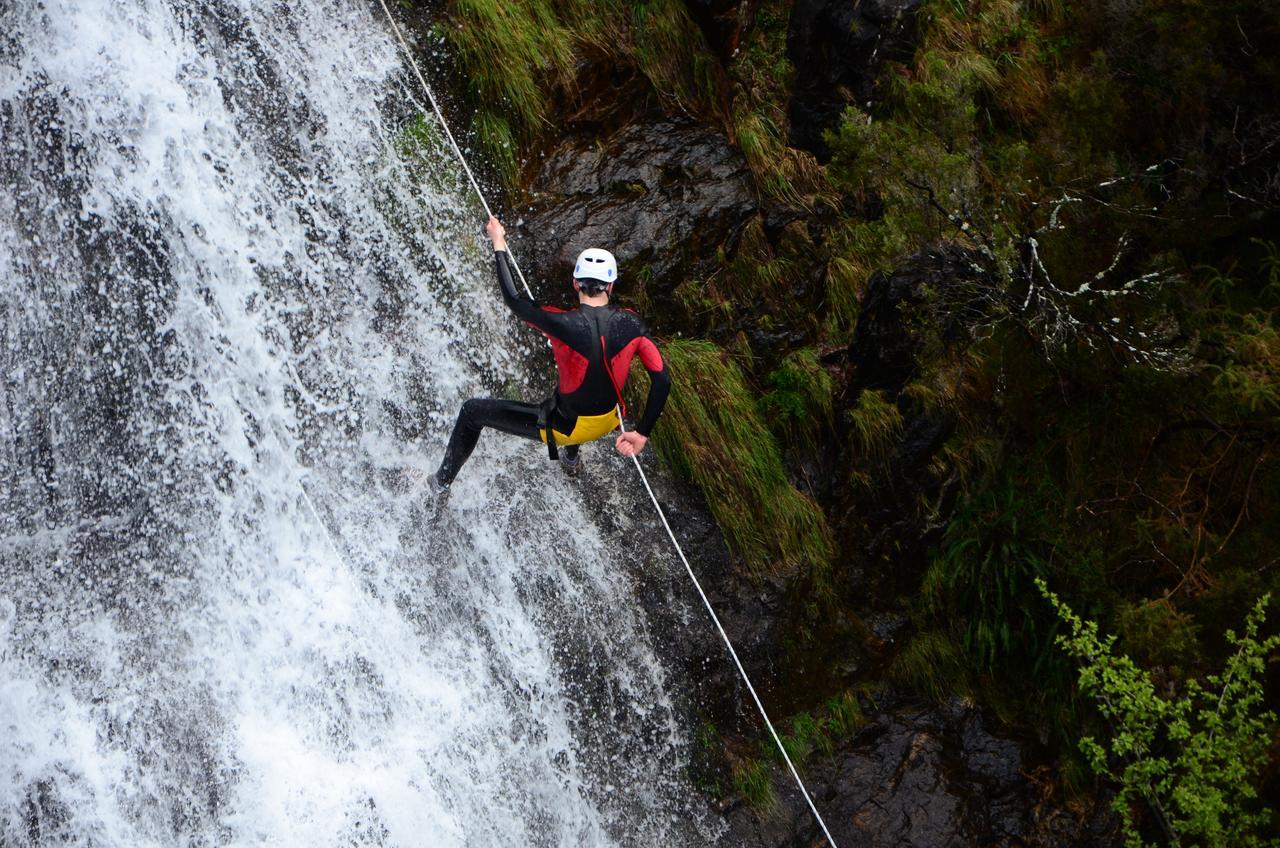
0;1;714;844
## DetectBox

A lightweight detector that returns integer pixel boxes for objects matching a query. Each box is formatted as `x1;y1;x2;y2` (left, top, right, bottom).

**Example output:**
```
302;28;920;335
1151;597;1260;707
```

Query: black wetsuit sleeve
636;349;670;438
496;250;568;337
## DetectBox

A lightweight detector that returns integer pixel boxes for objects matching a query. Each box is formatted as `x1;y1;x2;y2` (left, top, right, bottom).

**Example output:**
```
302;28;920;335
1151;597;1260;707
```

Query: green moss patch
437;0;721;183
641;339;833;577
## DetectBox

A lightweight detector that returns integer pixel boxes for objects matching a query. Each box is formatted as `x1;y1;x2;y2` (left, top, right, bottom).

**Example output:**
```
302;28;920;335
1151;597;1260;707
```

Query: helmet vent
573;247;618;285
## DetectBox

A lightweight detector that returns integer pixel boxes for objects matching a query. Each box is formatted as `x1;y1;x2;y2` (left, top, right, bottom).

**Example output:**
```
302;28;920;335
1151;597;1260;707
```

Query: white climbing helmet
573;247;618;286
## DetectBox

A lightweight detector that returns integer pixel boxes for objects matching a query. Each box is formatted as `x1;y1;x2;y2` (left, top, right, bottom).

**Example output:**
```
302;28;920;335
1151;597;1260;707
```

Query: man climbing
429;216;671;493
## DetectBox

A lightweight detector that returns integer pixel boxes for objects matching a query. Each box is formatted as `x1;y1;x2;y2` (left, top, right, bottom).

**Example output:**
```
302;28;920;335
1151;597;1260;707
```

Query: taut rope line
373;0;535;301
372;4;840;846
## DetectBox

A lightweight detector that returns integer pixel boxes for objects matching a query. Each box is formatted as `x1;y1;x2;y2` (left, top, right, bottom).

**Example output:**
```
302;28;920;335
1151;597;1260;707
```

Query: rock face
836;245;991;583
721;698;1119;847
846;252;932;398
685;0;757;60
786;0;924;159
514;118;756;299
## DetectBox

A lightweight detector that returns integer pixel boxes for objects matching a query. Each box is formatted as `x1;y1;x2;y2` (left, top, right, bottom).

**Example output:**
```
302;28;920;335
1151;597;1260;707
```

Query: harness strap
537;396;559;461
600;335;627;418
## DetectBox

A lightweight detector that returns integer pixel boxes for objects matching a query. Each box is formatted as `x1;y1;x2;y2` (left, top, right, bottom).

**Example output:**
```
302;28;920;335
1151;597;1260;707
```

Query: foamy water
0;1;712;844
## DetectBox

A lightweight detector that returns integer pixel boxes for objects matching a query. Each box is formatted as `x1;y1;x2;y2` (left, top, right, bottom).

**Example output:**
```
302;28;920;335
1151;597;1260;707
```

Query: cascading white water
0;1;718;844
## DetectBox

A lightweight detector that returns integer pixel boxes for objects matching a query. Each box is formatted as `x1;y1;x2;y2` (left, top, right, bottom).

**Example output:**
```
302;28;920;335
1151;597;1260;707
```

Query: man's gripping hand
485;215;507;251
615;431;648;458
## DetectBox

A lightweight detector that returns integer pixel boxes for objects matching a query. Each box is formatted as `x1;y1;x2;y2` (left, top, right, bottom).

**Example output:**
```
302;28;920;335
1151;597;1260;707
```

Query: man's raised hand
485;215;507;251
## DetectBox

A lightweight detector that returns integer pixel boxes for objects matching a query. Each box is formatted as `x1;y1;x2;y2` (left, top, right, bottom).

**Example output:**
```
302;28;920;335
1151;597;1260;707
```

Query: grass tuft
731;758;776;810
470;107;519;185
441;0;721;183
639;339;834;577
849;389;904;458
825;255;866;334
890;629;972;703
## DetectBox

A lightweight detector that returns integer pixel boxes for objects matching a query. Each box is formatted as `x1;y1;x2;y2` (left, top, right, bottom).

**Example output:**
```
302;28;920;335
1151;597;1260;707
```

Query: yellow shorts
540;408;621;447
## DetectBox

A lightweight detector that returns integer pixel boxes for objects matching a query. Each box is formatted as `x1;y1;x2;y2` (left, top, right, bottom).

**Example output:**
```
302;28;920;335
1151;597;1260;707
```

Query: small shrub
1042;581;1280;848
1213;314;1280;413
760;348;834;450
1116;598;1203;673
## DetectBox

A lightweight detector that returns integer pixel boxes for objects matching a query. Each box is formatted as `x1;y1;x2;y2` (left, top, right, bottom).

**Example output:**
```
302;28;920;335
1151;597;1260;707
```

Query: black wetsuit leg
435;398;577;484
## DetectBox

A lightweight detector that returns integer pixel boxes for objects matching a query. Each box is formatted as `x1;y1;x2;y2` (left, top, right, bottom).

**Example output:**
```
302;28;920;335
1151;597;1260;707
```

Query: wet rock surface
721;697;1119;847
600;450;796;725
786;0;924;159
832;244;992;578
846;244;989;398
513;118;756;297
686;0;757;59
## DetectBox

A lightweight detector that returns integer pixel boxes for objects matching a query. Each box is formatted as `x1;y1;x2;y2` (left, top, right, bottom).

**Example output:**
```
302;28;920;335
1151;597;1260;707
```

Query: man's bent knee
458;398;487;430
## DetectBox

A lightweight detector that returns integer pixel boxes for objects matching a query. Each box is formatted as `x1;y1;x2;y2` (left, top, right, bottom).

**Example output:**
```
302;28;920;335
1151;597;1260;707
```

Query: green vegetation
689;720;727;796
643;339;834;577
730;757;776;810
774;687;872;766
429;0;1280;831
819;0;1280;791
1042;582;1280;848
890;629;971;704
760;348;834;450
433;0;721;183
779;711;832;766
724;0;829;206
722;686;872;811
846;390;902;460
923;472;1057;676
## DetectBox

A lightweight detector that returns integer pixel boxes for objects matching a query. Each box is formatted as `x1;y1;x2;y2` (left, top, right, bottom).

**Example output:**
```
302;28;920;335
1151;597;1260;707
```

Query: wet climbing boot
429;470;451;501
559;451;582;478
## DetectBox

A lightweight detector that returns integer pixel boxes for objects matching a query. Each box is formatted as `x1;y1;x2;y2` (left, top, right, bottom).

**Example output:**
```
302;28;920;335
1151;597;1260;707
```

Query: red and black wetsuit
434;249;671;484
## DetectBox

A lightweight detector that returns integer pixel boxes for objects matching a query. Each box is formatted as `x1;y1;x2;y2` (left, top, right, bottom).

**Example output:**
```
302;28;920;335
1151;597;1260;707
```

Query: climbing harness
539;407;622;451
371;3;841;846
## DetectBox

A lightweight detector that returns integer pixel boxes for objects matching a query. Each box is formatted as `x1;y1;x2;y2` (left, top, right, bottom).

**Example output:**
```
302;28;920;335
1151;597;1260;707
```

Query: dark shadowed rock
786;0;924;160
835;245;991;585
686;0;757;60
846;243;988;398
720;698;1120;847
514;118;756;296
845;257;929;399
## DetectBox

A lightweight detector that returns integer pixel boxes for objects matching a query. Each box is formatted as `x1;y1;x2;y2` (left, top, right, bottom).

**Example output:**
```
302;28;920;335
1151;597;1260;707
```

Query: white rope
372;5;839;845
374;0;536;301
615;421;839;846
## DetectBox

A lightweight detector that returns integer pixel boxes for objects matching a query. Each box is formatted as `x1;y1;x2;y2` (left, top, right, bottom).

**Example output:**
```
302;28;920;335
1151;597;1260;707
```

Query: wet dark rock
721;698;1120;847
846;243;989;399
865;611;909;645
686;0;757;60
847;253;924;398
786;0;924;160
884;412;954;506
835;245;991;590
514;118;757;299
